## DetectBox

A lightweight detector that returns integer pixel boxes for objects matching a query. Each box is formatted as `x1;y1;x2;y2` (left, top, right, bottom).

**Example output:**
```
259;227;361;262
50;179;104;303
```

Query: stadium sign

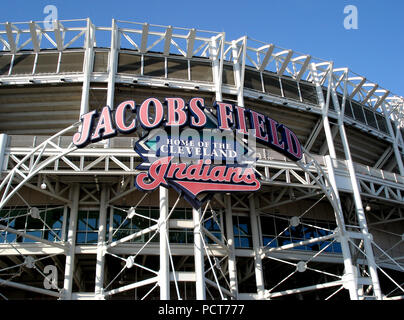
72;97;302;208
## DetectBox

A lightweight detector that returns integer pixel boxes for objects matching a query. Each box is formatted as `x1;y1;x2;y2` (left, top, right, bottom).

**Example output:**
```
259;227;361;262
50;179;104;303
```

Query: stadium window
260;215;277;247
322;88;335;110
244;68;263;91
262;73;282;97
76;210;99;244
93;51;109;73
260;214;342;254
111;207;159;243
375;113;389;134
35;52;59;74
204;212;222;244
169;228;193;244
343;97;354;119
364;108;378;129
222;63;235;86
11;54;35;75
190;60;213;82
59;52;84;73
0;54;11;75
143;55;165;77
169;208;193;244
170;208;192;220
0;206;63;243
117;53;141;74
281;78;301;101
232;216;252;248
0;208;23;243
299;82;318;105
351;101;366;124
167;58;188;80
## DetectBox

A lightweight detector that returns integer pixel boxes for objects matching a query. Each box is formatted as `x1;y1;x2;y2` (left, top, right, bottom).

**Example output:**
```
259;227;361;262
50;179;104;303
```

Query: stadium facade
0;18;403;300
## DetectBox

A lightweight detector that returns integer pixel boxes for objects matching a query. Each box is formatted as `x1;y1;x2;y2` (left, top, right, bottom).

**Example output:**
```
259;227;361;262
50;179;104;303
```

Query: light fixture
164;82;170;87
258;96;263;100
24;256;35;269
29;207;40;219
60;78;67;82
40;181;47;190
127;207;137;219
194;85;200;90
290;216;300;227
125;256;135;269
296;261;307;273
365;204;371;212
132;79;138;84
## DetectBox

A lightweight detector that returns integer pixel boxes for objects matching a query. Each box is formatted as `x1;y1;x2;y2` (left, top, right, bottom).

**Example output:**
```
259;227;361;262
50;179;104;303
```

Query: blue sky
1;0;403;96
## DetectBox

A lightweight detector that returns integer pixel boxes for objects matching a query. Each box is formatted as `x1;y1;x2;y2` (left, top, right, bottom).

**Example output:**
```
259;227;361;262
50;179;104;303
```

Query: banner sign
72;97;302;208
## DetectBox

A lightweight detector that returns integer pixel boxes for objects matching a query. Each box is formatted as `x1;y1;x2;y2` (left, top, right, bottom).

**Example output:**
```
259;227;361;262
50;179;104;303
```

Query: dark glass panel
59;52;84;73
35;53;58;73
117;53;141;74
222;64;235;85
364;108;378;129
322;89;334;110
343;99;354;118
143;55;165;77
93;51;108;72
351;101;366;123
300;82;318;104
11;54;35;74
0;54;11;75
281;78;300;101
244;69;262;91
190;60;212;82
263;73;282;96
375;113;388;133
167;58;188;80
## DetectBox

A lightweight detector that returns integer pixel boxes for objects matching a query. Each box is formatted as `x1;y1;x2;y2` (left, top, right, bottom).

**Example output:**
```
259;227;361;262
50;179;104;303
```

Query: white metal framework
0;19;403;300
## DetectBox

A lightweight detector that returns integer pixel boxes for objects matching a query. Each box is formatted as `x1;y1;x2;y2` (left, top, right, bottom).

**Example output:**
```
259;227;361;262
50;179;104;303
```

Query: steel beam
159;186;170;299
249;195;265;299
94;186;108;299
62;184;80;300
225;195;238;298
193;207;206;299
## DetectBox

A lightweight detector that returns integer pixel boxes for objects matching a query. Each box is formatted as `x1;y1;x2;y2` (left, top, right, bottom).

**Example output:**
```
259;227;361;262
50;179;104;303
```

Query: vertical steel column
224;194;238;298
79;18;95;117
309;63;359;300
193;207;206;300
382;105;404;176
330;69;382;300
0;133;8;173
248;195;265;299
95;185;109;299
107;19;119;108
159;186;170;299
62;183;80;300
209;34;224;101
232;37;246;106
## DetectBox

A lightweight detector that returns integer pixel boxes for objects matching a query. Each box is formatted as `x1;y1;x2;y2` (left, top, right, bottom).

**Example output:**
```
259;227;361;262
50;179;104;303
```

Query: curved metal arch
0;122;80;210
